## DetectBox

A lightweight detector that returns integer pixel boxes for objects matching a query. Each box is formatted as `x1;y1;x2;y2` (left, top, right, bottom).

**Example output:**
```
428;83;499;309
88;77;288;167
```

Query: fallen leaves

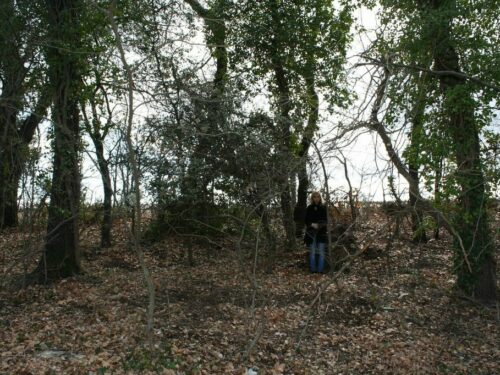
0;215;499;374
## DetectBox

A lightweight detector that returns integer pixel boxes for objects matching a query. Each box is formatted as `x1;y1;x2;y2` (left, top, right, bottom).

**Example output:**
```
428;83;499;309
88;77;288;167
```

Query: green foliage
413;216;436;240
79;202;105;226
481;129;500;195
123;344;177;372
377;0;497;298
228;0;354;139
376;0;498;201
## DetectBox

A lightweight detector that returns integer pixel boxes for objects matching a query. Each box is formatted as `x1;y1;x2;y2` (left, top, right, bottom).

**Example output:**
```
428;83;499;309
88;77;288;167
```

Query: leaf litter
0;211;498;374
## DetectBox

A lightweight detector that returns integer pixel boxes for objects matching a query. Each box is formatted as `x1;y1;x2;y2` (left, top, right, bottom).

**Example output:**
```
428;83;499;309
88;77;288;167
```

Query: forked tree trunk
82;98;114;248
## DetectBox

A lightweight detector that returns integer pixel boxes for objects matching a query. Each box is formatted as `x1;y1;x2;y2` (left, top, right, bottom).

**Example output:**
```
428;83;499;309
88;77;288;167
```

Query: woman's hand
311;223;319;229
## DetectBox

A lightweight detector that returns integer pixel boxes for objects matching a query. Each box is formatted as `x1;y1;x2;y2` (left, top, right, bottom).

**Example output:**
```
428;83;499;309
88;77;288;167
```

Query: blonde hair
310;191;322;205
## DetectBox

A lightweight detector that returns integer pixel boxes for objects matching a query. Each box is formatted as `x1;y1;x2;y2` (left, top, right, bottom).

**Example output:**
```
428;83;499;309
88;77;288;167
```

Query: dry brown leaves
0;212;499;374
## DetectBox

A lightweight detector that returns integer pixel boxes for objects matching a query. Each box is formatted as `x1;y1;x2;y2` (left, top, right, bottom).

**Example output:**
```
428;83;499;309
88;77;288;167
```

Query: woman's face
312;194;321;204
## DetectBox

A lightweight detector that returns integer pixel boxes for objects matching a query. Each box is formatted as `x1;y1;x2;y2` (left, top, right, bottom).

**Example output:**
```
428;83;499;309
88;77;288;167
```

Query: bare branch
106;0;156;348
359;56;500;93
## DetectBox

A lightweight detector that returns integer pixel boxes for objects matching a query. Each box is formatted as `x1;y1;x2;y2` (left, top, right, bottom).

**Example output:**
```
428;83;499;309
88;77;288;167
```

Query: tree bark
255;200;277;271
35;0;84;281
408;164;427;242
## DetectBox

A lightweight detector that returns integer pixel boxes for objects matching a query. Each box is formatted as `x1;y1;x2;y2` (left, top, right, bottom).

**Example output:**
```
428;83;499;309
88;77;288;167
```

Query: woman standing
304;192;328;273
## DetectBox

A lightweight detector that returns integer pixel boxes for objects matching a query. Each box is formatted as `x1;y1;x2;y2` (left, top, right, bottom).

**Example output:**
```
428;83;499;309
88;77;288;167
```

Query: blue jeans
308;237;326;273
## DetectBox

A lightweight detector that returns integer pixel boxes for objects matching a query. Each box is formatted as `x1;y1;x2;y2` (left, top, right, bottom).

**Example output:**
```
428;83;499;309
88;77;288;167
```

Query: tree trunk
0;30;24;229
94;138;113;248
272;59;296;251
408;166;427;242
82;97;114;248
279;186;296;251
1;157;22;228
269;1;296;250
425;0;496;301
294;73;319;237
295;161;308;236
290;172;297;208
2;86;53;229
256;201;276;272
0;131;20;228
0;0;53;229
0;120;19;229
340;155;357;225
0;99;52;231
408;72;429;243
182;0;227;223
433;157;443;239
35;0;83;281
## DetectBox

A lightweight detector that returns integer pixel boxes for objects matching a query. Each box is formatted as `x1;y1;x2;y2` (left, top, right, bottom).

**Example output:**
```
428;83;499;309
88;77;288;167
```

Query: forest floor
0;208;499;374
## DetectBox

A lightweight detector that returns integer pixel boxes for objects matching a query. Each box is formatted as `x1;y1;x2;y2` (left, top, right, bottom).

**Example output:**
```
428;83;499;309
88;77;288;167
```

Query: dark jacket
304;203;328;245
